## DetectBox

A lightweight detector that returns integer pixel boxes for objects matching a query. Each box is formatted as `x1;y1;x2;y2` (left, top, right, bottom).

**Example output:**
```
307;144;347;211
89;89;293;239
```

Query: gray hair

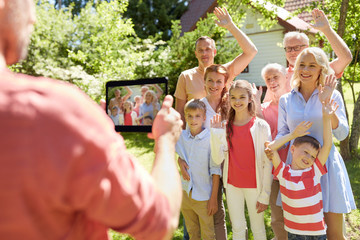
261;63;286;80
283;32;309;47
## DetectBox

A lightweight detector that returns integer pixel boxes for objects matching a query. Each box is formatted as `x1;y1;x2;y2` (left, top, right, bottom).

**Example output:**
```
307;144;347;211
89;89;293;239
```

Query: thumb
162;95;173;110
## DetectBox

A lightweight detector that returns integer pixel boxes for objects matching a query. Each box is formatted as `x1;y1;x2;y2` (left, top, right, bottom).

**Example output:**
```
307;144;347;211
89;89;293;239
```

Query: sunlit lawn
111;83;360;239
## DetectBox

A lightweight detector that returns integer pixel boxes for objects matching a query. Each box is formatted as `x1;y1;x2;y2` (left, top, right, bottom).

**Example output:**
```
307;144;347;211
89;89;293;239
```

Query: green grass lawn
111;132;360;240
111;83;360;239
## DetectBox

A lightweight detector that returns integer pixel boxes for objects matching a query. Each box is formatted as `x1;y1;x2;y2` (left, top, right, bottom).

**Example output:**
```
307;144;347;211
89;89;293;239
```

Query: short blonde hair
291;47;334;89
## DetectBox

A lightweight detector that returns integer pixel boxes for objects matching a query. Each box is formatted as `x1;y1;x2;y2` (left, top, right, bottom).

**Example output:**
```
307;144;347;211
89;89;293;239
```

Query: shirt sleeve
139;104;144;117
257;120;273;205
175;133;186;160
331;90;349;141
274;161;285;181
314;157;327;177
276;95;290;141
210;128;227;165
210;152;222;177
174;73;187;100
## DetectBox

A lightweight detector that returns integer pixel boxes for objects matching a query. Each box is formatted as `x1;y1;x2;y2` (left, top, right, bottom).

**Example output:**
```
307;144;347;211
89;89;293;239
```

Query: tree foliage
123;0;189;40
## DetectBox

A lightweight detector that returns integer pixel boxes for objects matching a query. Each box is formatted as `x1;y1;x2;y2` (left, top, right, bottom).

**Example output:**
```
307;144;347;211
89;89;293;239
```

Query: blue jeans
288;232;327;240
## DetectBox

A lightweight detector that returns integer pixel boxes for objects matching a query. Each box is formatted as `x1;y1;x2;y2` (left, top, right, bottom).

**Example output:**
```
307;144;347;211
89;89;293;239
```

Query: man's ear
214;49;217;56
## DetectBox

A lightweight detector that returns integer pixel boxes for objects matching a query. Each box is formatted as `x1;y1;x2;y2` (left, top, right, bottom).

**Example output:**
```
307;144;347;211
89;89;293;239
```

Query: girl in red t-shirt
211;80;272;240
123;100;137;126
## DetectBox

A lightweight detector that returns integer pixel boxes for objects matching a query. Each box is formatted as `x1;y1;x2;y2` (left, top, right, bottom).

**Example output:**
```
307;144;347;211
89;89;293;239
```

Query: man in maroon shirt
0;0;183;239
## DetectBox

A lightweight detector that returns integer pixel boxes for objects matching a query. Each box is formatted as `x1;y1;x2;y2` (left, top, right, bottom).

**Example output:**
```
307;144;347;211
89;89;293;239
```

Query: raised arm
148;95;183;239
122;86;133;102
269;121;313;151
214;7;258;83
311;8;352;76
318;99;338;166
153;84;164;100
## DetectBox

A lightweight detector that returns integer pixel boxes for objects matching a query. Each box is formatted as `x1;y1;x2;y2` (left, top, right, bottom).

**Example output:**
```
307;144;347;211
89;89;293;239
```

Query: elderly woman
253;63;290;240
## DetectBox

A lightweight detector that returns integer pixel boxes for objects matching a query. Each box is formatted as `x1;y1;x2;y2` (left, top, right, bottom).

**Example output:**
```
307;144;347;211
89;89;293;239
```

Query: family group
108;84;163;126
174;7;355;240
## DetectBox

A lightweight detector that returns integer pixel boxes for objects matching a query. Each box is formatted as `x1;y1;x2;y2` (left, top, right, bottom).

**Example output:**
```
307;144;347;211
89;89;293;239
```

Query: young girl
123;100;137;126
210;80;272;240
277;47;356;240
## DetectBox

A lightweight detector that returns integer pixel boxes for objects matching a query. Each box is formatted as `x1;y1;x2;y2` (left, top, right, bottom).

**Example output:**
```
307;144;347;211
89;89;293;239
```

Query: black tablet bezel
106;77;168;132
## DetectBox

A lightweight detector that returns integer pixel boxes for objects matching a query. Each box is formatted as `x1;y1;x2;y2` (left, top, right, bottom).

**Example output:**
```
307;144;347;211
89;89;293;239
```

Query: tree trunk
336;84;352;161
336;0;351;161
58;0;62;9
350;93;360;155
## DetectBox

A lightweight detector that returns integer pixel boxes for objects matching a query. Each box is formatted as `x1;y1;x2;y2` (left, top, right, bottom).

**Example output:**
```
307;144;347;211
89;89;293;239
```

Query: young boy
110;106;120;125
265;100;338;239
176;99;221;240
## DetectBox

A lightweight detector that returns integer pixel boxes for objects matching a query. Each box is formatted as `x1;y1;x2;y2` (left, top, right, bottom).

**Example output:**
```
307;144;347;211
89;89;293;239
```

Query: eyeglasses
284;45;307;53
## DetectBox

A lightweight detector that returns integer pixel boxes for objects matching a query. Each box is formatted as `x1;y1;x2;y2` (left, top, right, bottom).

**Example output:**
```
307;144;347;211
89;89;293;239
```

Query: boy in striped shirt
265;100;338;239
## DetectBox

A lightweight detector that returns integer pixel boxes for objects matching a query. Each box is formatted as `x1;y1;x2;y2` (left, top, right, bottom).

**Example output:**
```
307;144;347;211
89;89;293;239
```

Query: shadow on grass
120;132;155;153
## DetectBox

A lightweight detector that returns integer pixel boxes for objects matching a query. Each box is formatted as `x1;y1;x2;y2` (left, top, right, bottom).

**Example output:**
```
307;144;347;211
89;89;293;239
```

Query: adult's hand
256;202;268;213
310;8;331;32
318;74;337;104
148;95;183;144
214;7;232;28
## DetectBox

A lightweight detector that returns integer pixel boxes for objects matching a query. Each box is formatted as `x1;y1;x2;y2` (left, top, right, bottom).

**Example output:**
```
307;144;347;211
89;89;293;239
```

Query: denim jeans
288;232;327;240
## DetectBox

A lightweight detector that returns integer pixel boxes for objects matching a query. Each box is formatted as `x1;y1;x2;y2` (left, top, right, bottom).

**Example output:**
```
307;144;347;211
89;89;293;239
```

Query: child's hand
210;114;225;129
322;99;339;117
251;83;262;105
256;202;268;213
318;74;337;104
264;141;274;160
214;7;232;28
178;158;190;181
292;121;312;138
207;195;218;216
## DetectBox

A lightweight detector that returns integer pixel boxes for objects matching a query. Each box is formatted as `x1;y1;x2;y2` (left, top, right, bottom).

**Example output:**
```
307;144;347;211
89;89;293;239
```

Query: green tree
123;0;189;40
12;0;144;102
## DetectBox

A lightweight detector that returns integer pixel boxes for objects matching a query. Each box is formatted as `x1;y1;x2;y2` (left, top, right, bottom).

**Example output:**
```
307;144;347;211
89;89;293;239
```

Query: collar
293;86;319;97
287;65;294;73
185;128;209;139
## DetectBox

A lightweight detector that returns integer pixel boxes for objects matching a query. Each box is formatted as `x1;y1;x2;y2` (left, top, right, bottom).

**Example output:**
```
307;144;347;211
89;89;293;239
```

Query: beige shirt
174;67;207;101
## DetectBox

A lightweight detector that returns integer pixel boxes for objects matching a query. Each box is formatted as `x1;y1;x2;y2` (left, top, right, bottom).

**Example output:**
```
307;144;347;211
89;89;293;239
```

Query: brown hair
195;36;216;49
226;80;256;149
204;64;229;120
293;135;321;151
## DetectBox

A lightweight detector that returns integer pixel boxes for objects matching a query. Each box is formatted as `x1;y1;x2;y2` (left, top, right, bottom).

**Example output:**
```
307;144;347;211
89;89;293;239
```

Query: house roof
180;0;318;35
180;0;218;33
284;0;320;23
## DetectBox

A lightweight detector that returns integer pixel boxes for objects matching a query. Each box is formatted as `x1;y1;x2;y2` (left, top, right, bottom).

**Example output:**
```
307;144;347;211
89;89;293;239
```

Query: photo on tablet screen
106;77;168;132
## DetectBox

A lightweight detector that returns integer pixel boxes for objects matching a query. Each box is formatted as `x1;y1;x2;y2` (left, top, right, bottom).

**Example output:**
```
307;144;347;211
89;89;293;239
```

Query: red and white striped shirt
274;159;327;236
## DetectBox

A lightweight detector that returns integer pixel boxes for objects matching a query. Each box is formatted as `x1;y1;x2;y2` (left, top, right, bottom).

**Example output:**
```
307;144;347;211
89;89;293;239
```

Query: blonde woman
276;47;355;240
